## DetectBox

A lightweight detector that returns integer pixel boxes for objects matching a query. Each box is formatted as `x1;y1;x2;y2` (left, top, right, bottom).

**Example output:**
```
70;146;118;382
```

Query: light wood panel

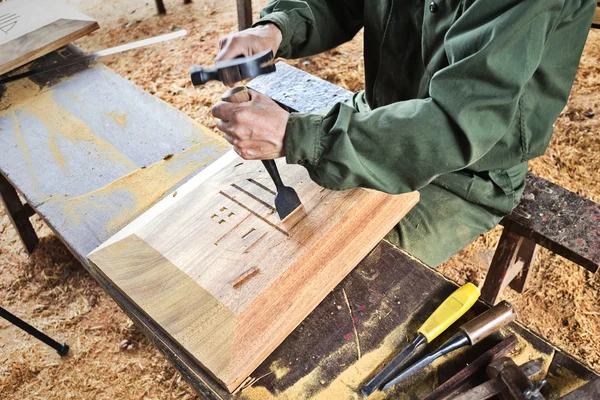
0;0;98;76
88;151;419;391
594;3;600;27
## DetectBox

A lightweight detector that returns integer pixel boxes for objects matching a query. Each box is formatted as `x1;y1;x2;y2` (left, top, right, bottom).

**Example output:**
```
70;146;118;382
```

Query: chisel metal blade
361;333;427;396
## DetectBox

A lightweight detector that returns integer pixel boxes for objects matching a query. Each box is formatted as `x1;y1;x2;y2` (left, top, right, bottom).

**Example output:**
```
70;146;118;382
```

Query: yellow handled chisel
360;282;480;397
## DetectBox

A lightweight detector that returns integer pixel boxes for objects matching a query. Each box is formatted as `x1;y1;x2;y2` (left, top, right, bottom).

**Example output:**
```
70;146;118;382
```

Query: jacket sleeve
254;0;364;58
284;0;596;193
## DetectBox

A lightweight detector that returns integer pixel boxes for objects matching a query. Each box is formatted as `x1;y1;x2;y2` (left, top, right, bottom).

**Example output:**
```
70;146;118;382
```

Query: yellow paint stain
107;111;127;127
19;90;138;171
58;139;226;235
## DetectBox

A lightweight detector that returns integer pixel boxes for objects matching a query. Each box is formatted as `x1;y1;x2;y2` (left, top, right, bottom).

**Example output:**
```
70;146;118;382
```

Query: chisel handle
461;300;516;345
417;282;480;343
222;86;251;103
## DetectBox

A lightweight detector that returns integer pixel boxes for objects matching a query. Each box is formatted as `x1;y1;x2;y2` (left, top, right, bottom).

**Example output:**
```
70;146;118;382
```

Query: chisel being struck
190;51;302;220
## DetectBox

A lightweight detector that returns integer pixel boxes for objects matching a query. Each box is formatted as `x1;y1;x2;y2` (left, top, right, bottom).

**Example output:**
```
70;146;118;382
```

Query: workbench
1;50;598;399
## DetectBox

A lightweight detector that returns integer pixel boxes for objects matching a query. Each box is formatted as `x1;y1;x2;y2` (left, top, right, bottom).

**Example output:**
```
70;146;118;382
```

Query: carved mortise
231;183;275;211
241;228;256;239
232;267;260;288
247;178;276;195
219;191;289;236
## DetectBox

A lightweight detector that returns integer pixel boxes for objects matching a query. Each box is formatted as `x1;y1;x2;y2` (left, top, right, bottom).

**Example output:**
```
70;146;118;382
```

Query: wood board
88;150;419;392
0;0;98;76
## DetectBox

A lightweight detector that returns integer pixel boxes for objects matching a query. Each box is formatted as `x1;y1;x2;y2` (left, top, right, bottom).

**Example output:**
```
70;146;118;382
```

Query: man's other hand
212;90;289;160
216;24;282;63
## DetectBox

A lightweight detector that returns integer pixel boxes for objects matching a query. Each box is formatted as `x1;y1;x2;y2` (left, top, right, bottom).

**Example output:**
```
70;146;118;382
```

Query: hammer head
190;49;276;86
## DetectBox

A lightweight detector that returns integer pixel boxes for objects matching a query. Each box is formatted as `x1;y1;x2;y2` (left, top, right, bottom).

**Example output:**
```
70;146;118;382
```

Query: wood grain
88;152;419;391
0;0;98;75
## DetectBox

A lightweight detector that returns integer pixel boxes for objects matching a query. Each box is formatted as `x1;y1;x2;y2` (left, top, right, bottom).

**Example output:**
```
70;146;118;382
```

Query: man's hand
216;24;283;62
212;90;289;160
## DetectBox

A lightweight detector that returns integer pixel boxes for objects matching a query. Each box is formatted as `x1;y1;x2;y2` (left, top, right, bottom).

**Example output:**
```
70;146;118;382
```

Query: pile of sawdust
1;0;599;398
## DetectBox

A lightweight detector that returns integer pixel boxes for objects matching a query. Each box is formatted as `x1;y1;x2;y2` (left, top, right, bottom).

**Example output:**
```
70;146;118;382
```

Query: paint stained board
88;150;419;392
0;0;98;76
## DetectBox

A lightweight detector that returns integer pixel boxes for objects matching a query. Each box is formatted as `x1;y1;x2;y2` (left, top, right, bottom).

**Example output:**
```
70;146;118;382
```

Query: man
211;0;596;267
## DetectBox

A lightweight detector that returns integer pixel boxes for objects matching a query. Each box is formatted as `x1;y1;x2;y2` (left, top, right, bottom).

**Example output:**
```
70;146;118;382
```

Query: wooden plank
593;3;600;28
0;0;98;76
0;45;229;257
87;151;419;391
504;173;600;273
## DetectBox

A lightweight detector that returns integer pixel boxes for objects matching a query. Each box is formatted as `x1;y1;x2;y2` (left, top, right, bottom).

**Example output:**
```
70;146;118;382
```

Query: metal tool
361;283;480;397
221;86;302;220
382;300;517;392
486;357;546;400
0;30;188;85
452;358;544;400
190;49;276;86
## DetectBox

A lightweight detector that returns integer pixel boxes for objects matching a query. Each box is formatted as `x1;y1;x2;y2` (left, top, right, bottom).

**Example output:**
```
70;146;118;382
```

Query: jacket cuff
253;12;294;58
285;112;323;166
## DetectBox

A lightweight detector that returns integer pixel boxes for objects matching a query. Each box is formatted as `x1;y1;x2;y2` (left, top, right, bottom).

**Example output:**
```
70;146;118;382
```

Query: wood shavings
0;1;598;399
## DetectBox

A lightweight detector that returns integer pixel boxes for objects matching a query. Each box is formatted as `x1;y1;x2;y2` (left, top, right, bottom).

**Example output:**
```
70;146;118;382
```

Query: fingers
215;35;251;62
212;101;240;121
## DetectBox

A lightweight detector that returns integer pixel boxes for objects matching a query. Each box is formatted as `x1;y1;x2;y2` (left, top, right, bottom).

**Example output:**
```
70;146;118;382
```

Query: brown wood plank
0;0;98;75
87;152;419;391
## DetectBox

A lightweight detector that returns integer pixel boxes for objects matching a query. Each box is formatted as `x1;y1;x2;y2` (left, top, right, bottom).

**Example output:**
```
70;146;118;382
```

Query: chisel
361;282;480;397
382;300;517;392
221;86;302;220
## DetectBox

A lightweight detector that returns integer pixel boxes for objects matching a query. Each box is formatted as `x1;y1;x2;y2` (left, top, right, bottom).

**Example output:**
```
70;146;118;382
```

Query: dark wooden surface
1;56;598;400
505;173;600;273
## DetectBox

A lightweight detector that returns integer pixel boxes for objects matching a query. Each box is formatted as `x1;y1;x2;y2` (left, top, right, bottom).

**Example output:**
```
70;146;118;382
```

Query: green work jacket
255;0;595;214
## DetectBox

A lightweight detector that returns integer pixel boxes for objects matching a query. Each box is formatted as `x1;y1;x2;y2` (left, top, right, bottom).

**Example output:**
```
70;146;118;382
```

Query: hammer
190;51;302;220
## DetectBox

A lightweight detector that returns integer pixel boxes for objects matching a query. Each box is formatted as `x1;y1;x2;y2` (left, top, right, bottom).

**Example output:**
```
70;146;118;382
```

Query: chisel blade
361;333;427;397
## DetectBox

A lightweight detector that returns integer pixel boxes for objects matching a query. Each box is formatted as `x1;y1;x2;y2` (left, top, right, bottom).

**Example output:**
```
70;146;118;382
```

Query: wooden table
0;52;597;399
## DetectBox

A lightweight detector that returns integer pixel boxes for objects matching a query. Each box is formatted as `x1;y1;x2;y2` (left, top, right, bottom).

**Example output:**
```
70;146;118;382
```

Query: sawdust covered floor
1;0;599;398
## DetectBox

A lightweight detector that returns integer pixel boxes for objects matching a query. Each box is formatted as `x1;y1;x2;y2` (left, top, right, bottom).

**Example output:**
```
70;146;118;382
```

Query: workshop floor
1;0;599;398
